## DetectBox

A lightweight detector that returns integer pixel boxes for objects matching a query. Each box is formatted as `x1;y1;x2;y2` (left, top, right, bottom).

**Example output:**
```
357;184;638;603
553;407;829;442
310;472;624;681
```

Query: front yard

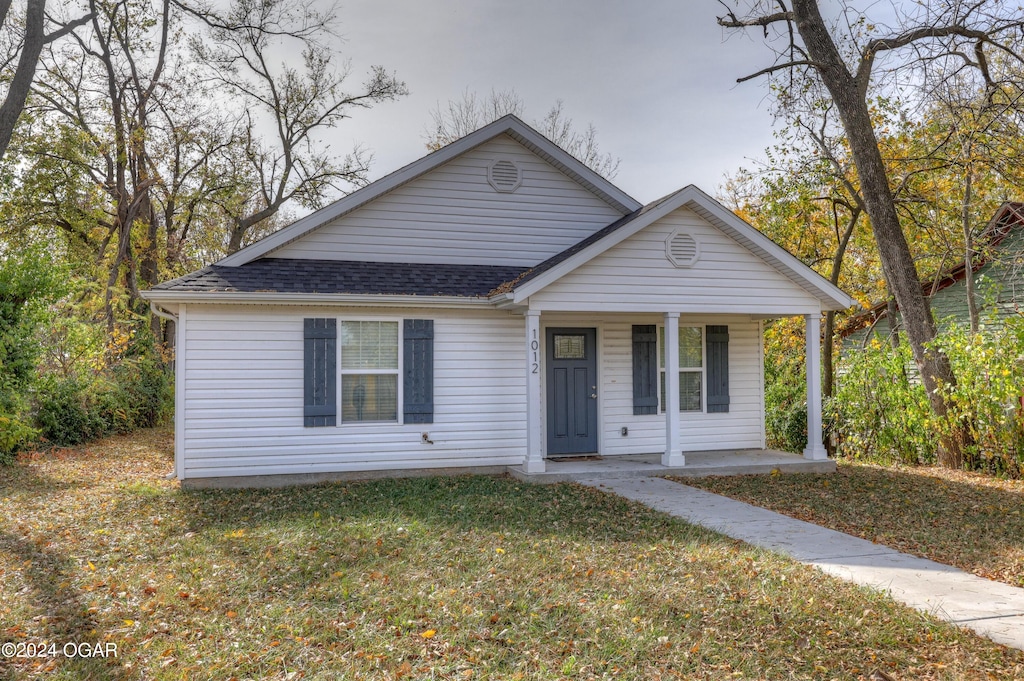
1;430;1022;680
681;461;1024;588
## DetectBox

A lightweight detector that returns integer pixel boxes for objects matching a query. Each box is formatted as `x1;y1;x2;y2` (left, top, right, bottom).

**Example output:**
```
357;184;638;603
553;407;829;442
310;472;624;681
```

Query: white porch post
663;312;685;467
803;312;827;460
524;309;545;473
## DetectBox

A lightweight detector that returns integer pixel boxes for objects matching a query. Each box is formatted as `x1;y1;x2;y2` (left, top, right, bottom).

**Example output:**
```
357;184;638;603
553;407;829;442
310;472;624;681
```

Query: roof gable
266;134;628;267
218;115;641;268
511;186;853;312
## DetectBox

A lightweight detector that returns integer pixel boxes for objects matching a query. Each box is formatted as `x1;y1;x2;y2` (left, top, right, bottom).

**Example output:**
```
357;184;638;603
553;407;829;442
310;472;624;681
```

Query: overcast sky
318;0;786;204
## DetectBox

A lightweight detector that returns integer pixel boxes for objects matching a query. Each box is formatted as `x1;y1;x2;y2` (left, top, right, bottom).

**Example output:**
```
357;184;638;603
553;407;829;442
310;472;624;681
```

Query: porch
518;310;830;475
508;448;836;484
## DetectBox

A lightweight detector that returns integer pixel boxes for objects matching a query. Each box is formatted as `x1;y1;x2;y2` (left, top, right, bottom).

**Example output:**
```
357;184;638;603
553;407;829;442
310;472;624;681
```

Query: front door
546;328;598;455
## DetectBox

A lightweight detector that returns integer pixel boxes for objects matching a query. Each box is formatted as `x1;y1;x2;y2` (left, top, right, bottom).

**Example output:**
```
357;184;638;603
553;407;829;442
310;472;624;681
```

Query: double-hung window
659;326;703;412
340;321;399;422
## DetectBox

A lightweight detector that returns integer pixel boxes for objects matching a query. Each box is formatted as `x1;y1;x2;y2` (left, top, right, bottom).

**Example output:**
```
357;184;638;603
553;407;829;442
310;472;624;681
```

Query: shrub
32;322;174;447
0;413;38;464
834;316;1024;474
832;338;935;465
34;376;108;446
763;318;808;453
111;351;173;429
932;317;1024;476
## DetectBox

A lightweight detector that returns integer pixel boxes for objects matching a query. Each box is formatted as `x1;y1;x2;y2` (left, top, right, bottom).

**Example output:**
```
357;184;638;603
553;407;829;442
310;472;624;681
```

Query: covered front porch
517;309;830;475
508;447;836;484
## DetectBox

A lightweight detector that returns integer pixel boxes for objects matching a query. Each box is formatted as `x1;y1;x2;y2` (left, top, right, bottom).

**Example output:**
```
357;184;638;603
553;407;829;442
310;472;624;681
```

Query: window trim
336;318;404;426
658;324;706;414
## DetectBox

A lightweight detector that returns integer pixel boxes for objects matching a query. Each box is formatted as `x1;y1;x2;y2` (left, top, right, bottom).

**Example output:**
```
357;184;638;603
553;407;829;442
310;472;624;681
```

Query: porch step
506;450;836;484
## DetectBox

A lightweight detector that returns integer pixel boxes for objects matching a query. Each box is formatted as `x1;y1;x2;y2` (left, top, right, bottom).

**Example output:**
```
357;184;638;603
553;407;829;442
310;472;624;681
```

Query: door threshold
547;454;604;462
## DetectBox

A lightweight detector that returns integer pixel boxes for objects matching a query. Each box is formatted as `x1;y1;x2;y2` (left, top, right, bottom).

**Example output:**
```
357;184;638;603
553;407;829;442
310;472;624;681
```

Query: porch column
803;312;827;460
524;309;545;473
663;312;685;467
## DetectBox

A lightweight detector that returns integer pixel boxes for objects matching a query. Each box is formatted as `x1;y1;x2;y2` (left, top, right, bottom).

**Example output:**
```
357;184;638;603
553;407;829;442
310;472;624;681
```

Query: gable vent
666;230;699;267
487;158;522;193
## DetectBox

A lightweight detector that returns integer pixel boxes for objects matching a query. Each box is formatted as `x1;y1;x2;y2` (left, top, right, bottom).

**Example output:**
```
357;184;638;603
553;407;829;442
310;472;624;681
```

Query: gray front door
546;328;598;455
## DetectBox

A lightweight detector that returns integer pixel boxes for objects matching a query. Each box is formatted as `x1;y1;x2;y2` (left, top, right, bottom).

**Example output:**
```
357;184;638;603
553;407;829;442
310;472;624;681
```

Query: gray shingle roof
151;258;529;297
151;192;685;300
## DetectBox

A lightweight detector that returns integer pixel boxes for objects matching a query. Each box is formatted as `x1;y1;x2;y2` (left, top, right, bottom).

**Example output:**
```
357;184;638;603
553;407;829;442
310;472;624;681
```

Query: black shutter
706;325;730;413
403;319;434;424
304;318;337;427
632;325;658;415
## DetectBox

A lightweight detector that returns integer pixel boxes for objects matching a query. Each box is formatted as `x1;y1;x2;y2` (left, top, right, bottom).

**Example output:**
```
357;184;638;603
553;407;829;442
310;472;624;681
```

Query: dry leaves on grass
2;432;1023;680
680;461;1024;587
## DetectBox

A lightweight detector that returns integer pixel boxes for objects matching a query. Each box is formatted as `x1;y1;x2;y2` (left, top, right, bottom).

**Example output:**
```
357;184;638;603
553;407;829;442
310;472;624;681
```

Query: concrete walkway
575;475;1024;651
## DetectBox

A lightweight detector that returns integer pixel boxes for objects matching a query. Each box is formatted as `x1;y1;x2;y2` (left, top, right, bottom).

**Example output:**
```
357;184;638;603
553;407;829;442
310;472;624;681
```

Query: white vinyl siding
542;314;765;456
181;305;526;479
270;135;625;267
179;307;767;480
530;207;823;314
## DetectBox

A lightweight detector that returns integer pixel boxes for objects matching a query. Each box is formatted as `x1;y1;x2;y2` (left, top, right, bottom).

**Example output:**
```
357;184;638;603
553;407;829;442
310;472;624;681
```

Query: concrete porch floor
507;449;835;484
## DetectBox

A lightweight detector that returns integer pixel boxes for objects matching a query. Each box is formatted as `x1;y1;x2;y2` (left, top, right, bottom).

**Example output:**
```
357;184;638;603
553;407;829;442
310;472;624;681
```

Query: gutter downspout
149;301;177;325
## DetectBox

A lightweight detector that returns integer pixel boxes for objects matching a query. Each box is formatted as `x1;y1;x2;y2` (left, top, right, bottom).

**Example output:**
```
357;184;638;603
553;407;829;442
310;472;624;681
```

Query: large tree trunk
0;0;45;160
792;0;964;467
886;297;901;348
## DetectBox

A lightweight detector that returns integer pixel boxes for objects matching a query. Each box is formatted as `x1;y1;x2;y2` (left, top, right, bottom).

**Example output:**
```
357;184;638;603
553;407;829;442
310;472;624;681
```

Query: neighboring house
142;115;852;486
842;202;1024;346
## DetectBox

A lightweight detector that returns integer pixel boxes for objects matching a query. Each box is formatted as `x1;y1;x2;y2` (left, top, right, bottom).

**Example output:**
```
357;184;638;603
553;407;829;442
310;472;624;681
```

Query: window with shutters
340;321;399;422
658;325;703;412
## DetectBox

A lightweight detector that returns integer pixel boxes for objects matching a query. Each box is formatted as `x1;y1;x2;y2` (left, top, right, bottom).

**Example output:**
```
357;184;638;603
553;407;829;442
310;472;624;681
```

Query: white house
143;115;853;487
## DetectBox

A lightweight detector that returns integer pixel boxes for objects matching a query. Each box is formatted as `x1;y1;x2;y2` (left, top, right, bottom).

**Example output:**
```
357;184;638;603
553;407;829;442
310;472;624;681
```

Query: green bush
32;322;174;447
112;351;173;429
932;318;1024;475
0;413;38;464
763;318;808;453
834;317;1024;474
34;376;108;446
1;247;64;396
833;338;935;465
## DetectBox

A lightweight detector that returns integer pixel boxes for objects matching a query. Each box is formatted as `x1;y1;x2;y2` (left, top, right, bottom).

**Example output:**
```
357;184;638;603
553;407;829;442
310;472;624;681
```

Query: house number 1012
530;329;539;374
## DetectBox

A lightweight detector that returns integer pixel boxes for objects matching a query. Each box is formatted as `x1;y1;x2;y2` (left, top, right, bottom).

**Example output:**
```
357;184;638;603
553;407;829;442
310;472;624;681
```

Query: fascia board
684;187;854;310
502;122;640;213
140;290;496;309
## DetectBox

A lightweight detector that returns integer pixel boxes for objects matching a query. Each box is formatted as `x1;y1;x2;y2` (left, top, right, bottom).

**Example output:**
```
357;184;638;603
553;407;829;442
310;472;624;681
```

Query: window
659;326;703;412
553;334;587;359
340;321;399;422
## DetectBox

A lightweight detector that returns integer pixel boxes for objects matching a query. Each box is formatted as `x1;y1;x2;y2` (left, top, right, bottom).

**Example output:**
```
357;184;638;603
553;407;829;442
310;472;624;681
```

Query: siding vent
665;230;699;267
487;159;522;193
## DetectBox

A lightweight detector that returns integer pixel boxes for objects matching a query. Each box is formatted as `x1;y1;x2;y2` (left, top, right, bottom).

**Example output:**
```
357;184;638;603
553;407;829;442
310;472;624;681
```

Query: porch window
340;321;399;422
659;326;703;412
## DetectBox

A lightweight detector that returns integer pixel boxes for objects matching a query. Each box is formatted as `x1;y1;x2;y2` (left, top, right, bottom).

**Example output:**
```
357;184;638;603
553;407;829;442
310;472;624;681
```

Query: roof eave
141;290;497;308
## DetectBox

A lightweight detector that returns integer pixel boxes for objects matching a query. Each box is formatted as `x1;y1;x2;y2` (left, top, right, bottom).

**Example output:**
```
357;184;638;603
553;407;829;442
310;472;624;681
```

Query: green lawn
1;431;1021;680
680;460;1024;589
